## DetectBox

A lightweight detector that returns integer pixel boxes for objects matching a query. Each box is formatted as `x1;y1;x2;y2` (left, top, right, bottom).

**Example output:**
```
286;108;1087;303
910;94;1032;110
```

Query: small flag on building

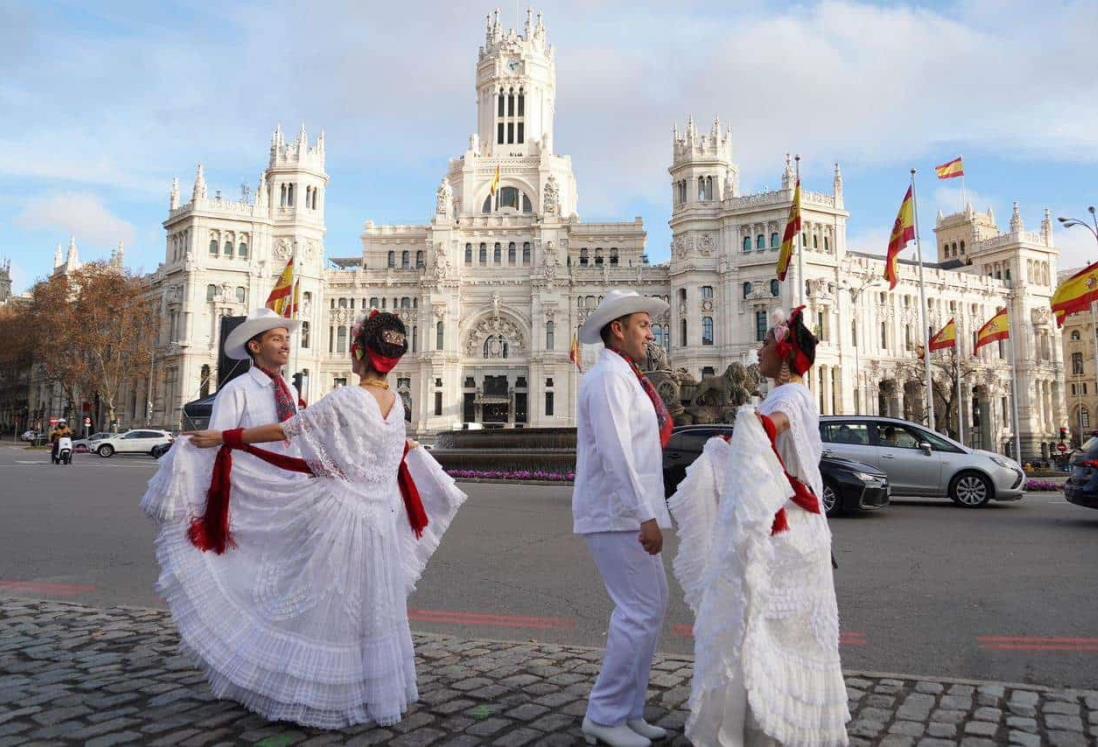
266;257;298;318
929;318;958;351
1051;260;1098;327
884;186;916;289
974;308;1009;353
569;333;583;372
935;157;965;180
775;179;801;281
490;165;501;196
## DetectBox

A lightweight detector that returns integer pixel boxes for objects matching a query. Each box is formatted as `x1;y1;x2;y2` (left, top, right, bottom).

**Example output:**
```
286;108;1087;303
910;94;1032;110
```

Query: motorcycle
54;436;73;466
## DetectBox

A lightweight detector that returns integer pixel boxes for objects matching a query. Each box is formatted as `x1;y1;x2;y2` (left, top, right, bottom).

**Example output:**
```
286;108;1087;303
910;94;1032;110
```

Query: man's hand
638;519;663;555
184;430;224;449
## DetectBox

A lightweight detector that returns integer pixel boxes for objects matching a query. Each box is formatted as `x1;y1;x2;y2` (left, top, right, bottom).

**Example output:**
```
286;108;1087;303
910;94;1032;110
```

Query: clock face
507;59;520;73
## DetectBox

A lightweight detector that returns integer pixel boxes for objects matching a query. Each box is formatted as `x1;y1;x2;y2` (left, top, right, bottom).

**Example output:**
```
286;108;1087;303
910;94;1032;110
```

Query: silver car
819;416;1025;507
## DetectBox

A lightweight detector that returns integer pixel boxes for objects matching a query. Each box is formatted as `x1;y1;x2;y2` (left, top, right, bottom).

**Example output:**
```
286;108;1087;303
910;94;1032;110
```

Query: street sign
49;417;58;427
83;417;91;427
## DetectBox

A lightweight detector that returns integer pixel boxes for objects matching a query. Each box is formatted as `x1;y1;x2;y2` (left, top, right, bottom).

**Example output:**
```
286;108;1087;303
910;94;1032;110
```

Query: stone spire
255;172;268;210
64;236;80;271
1041;208;1054;247
1010;201;1023;233
169;177;180;210
192;164;207;201
833;162;844;208
297;122;308;148
54;242;63;269
111;241;125;269
782;153;795;190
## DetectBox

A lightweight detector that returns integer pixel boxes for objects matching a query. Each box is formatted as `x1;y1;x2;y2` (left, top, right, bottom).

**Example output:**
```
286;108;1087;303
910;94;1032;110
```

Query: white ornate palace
134;9;1064;460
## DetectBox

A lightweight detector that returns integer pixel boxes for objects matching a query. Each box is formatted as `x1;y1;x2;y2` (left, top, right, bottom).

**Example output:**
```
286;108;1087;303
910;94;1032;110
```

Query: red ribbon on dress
188;428;430;553
609;349;673;449
722;414;821;535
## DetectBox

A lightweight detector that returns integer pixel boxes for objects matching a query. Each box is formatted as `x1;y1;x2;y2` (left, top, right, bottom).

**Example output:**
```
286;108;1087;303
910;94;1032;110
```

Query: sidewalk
0;599;1094;746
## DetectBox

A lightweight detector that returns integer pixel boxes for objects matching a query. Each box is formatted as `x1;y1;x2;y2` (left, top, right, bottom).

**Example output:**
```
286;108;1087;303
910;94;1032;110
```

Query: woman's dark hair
788;309;818;368
354;312;408;362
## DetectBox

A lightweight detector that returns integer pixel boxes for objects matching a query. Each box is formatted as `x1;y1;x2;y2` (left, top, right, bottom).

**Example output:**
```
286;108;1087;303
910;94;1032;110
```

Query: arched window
594;250;603;266
546;321;555;350
851;320;857;348
960;240;966;254
755;310;768;342
337;297;348;309
493;243;502;263
813;234;819;249
680;318;687;347
337;327;347;353
522;242;531;264
415;250;424;269
770;279;780;296
479;243;487;263
1082;407;1091;429
280;184;287;207
209;239;218;257
756;235;765;249
697;176;705;200
401;250;410;269
436;321;444;351
387;251;395;268
238;241;248;259
1071;330;1081;341
1073;352;1085;375
465;243;473;264
609;248;618;265
301;321;310;349
224;240;232;256
235;287;246;304
701;285;714;299
743;236;751;252
401;297;411;309
287;183;295;207
411;325;417;353
206;283;216;301
743;282;752;298
508;242;516;264
305;186;311;209
706;176;713;200
824;236;830;252
702;317;714;346
369;297;378;308
770;232;780;248
580;248;589;266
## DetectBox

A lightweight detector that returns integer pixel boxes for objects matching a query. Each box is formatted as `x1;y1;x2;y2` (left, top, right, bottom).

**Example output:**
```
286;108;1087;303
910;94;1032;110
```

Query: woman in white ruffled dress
668;307;849;746
141;312;466;730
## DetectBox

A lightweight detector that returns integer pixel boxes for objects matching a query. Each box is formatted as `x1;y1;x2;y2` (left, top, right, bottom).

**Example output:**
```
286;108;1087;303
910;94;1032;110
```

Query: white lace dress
141;385;467;729
668;385;849;746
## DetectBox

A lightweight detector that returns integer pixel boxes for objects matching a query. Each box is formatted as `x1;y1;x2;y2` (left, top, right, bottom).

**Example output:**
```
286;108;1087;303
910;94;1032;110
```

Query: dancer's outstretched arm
185;423;285;448
761;410;790;434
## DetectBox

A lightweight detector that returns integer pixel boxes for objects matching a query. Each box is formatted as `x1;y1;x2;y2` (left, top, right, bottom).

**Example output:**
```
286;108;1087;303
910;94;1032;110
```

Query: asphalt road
1;442;1096;690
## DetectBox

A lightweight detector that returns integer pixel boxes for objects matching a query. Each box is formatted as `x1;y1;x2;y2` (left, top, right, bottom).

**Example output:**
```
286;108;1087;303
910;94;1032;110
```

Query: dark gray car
819;416;1025;507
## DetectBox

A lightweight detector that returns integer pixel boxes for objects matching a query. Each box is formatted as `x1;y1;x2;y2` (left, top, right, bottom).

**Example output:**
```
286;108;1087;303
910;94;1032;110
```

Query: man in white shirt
209;308;304;467
573;290;673;747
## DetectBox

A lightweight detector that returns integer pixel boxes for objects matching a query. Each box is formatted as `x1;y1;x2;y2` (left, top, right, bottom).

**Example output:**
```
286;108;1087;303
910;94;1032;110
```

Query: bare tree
896;350;982;438
0;302;34;432
26;273;85;420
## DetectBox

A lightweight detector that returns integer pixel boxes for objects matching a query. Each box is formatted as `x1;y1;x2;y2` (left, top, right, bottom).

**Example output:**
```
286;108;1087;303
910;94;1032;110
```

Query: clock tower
475;8;555;159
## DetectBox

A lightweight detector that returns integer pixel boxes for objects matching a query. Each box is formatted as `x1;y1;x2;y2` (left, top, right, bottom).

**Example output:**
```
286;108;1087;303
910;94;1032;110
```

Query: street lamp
1057;208;1098;446
843;276;884;414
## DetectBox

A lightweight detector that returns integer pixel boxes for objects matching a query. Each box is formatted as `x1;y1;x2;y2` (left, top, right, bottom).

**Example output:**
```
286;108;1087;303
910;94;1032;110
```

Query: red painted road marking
409;608;576;631
0;581;96;596
978;635;1098;653
672;624;865;647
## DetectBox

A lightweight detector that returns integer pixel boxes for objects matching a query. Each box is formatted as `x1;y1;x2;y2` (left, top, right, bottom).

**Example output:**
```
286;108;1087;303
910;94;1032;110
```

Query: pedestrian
141;311;467;729
572;289;673;747
668;307;849;746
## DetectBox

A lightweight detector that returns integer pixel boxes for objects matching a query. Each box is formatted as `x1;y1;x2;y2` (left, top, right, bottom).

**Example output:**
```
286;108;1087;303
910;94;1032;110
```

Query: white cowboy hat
579;289;670;344
224;308;302;360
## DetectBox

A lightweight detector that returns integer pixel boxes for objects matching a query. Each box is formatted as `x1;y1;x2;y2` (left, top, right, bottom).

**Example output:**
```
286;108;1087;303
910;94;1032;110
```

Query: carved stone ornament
672;235;690;259
275;238;293;260
1030;306;1051;325
431;245;453;282
436;178;454;217
698;232;716;257
543;175;560;215
165;285;183;304
465;314;526;357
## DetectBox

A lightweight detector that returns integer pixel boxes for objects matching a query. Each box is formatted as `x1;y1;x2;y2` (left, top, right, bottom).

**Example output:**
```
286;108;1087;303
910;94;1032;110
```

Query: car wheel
949;471;992;507
97;444;114;458
821;478;842;517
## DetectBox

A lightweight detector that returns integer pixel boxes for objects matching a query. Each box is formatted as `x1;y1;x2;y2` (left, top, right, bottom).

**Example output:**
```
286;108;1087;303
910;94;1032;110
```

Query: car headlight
853;471;879;483
989;456;1014;469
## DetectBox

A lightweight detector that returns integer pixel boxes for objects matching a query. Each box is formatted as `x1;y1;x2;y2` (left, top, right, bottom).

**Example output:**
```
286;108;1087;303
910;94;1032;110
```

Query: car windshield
1082;436;1098;455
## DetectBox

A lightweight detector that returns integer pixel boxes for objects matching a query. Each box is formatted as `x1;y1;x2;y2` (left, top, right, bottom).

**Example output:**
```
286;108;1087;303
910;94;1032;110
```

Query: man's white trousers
584;531;669;727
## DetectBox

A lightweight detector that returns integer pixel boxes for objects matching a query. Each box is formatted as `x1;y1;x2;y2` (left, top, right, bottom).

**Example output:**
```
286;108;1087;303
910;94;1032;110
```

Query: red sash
189;428;428;554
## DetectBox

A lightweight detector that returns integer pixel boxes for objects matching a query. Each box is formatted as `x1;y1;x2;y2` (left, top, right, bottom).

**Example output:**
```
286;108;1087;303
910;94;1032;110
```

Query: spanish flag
929;318;958;351
935;157;965;180
1051;260;1098;327
490;165;501;196
974;308;1009;353
266;257;298;318
885;186;916;289
775;179;801;281
569;333;583;372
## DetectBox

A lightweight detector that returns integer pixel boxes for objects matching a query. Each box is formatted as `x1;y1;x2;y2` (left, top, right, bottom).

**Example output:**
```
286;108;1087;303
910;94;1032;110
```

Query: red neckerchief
609;349;673;449
189;428;429;554
722;414;820;535
256;366;297;422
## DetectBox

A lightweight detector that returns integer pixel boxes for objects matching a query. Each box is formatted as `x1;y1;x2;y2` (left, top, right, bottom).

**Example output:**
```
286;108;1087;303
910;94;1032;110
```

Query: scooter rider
50;419;73;464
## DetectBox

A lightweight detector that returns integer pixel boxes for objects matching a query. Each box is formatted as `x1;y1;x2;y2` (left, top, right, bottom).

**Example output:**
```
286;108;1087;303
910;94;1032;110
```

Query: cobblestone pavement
1;599;1096;746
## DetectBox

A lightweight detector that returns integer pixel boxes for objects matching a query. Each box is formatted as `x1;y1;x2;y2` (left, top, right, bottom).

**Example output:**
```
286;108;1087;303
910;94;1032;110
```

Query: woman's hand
405;438;421;451
184;430;224;449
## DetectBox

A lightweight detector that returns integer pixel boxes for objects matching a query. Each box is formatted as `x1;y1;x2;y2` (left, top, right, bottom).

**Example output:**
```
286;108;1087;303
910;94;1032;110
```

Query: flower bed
1024;479;1062;492
446;469;575;482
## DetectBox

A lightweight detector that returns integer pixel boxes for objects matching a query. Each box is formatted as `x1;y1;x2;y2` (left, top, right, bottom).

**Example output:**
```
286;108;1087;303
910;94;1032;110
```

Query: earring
778;359;791;384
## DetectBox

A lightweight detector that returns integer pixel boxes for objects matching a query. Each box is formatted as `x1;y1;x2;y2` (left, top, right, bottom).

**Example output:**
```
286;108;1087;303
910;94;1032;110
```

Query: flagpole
910;169;936;432
290;241;300;388
959;153;968;211
955;350;964;445
1007;301;1022;462
795;155;804;307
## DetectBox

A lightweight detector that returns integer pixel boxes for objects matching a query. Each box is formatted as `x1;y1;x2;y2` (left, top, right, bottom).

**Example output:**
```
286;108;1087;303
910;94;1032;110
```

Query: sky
1;0;1096;294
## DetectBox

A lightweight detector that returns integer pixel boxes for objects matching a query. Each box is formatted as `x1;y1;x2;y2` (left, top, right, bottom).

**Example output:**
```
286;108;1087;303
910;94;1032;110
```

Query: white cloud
15;193;136;249
1056;222;1098;274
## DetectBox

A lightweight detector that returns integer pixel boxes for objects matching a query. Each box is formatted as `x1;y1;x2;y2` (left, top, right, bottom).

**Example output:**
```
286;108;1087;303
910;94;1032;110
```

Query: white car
73;432;113;453
94;429;174;458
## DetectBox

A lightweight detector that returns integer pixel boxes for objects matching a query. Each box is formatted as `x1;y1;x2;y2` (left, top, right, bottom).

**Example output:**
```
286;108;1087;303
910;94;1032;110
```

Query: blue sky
2;0;1096;294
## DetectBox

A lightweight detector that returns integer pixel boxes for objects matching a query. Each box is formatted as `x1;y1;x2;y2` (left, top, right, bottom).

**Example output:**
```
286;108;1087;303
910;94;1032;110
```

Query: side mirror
919;442;933;456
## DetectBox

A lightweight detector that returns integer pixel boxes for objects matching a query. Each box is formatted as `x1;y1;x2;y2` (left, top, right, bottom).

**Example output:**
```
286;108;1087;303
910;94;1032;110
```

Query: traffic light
1060;427;1069;440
